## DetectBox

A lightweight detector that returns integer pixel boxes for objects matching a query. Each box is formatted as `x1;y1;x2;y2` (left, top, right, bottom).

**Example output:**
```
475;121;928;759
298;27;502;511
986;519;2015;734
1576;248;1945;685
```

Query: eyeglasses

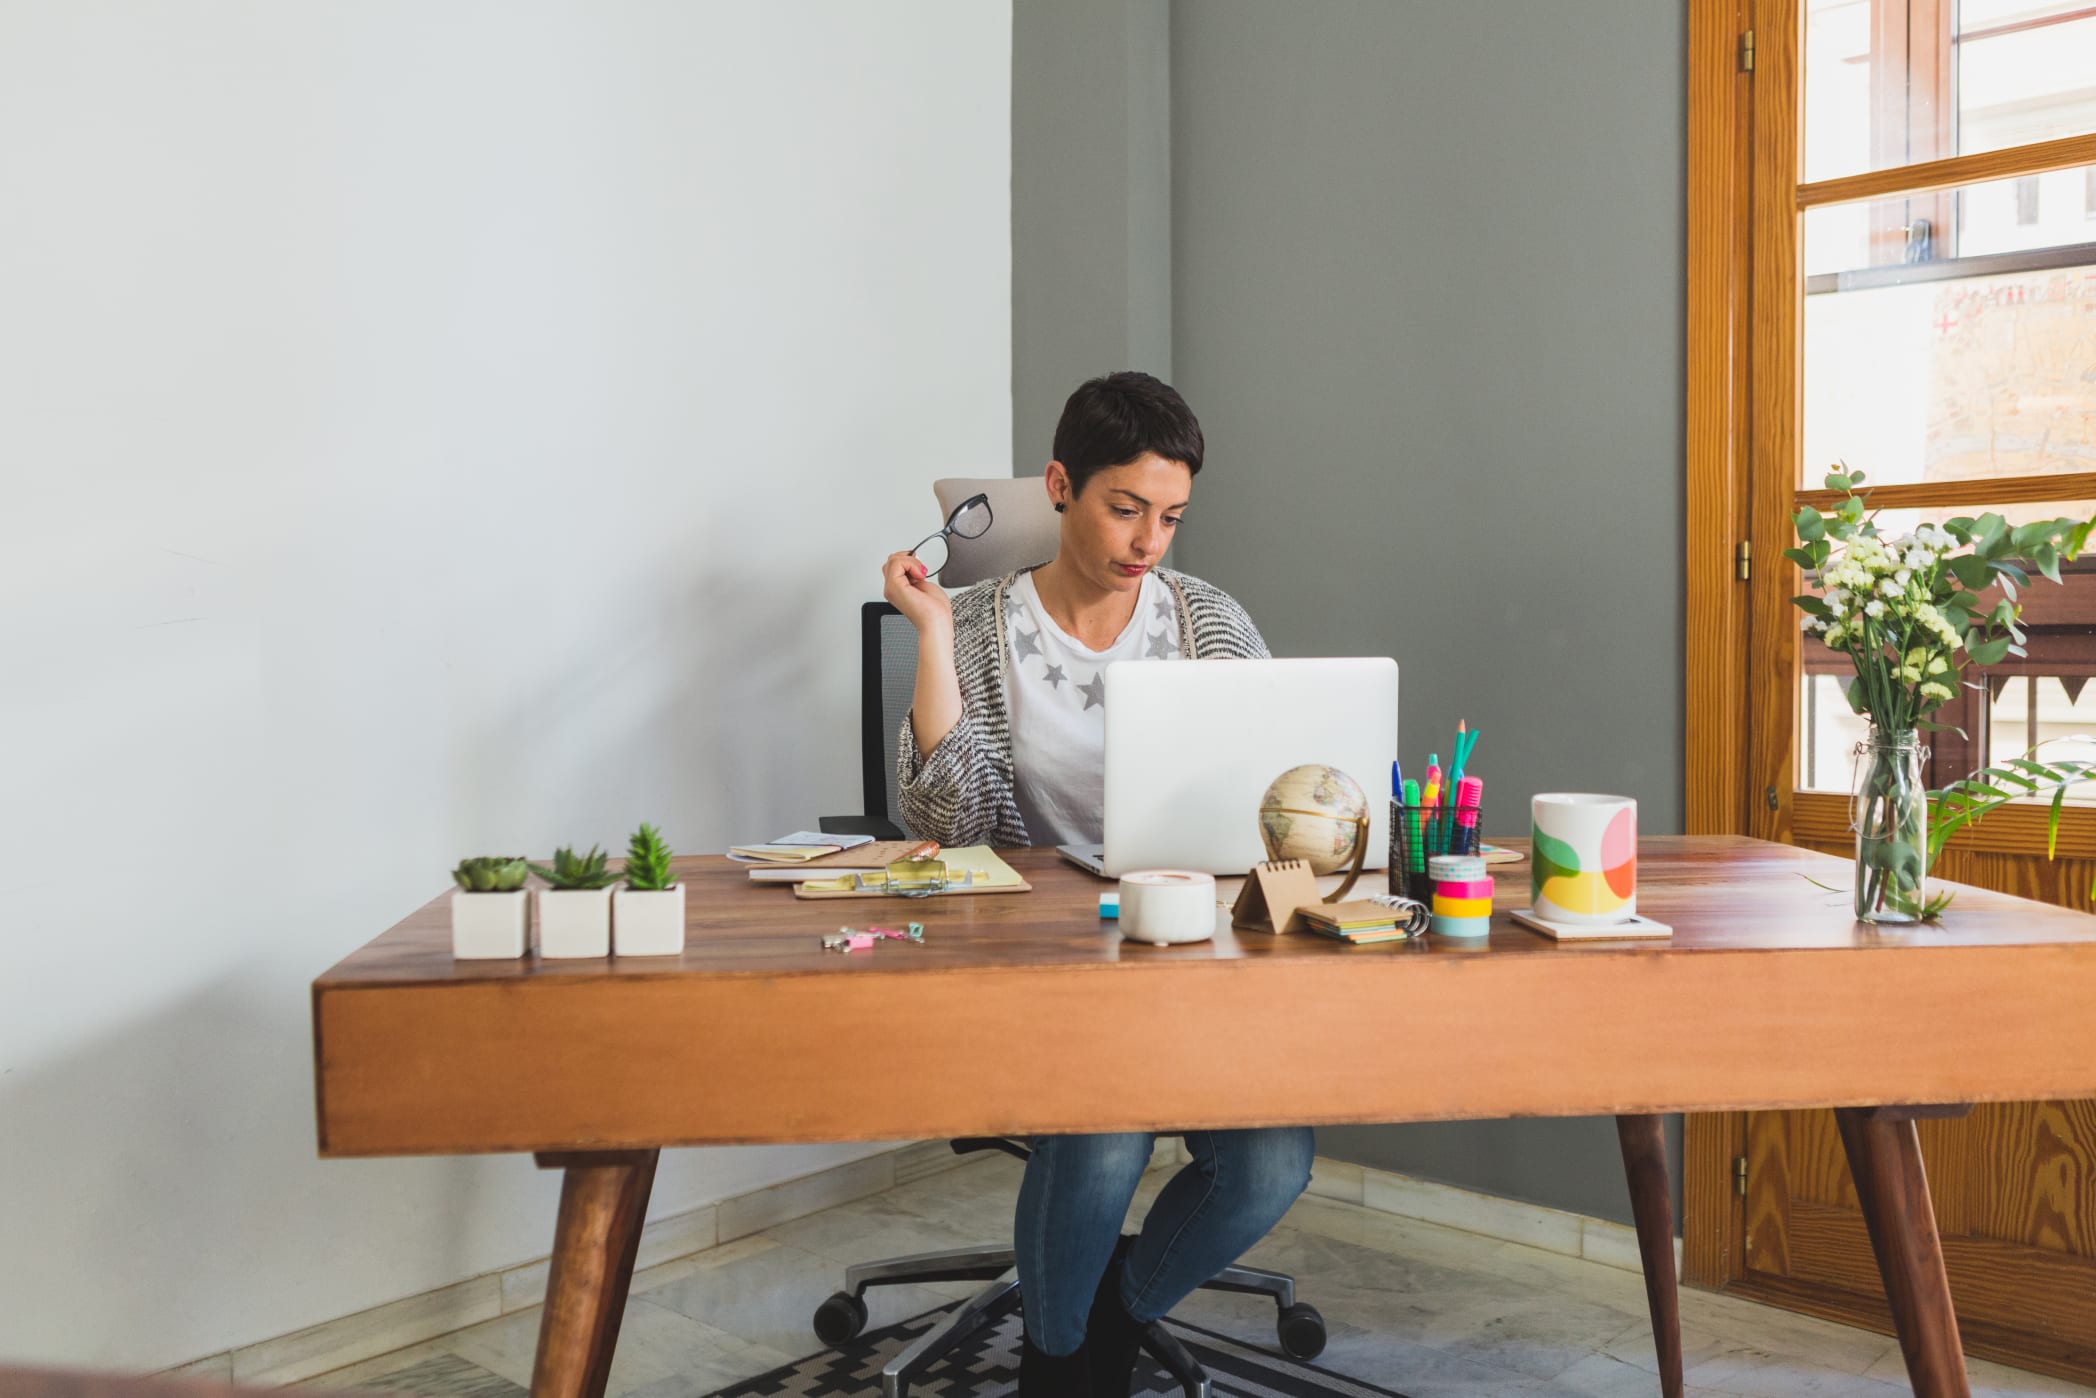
908;494;994;579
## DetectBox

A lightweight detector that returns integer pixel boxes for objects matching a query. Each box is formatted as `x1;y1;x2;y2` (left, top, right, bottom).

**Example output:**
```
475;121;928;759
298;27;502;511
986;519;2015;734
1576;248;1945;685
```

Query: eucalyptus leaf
1968;635;2012;666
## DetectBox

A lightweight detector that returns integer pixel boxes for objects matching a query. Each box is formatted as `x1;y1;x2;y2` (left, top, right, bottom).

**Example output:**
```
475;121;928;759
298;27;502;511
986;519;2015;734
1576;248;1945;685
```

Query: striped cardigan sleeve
894;580;1030;846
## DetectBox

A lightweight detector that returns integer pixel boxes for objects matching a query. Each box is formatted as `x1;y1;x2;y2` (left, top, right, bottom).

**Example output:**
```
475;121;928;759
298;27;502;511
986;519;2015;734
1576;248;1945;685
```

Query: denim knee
1032;1131;1155;1184
1237;1126;1315;1203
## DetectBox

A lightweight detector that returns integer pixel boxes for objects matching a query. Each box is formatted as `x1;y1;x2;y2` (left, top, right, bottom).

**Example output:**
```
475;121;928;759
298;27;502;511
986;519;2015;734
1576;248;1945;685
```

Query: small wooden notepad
1232;859;1323;935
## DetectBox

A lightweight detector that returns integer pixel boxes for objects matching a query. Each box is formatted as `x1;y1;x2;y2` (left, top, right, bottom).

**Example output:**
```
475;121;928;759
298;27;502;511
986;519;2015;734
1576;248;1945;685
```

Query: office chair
815;480;1326;1398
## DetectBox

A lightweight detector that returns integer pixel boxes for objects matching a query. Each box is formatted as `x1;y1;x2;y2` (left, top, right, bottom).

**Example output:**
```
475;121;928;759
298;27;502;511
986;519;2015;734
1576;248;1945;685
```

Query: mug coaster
1510;907;1672;941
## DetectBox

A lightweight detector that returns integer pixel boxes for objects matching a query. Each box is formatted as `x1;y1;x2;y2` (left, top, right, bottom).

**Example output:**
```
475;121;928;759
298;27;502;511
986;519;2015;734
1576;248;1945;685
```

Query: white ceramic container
613;884;686;956
538;886;614;958
451;889;530;959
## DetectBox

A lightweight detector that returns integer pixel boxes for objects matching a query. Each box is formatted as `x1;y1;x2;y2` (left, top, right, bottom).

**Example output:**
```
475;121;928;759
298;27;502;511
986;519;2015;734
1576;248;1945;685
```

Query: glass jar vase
1852;728;1928;924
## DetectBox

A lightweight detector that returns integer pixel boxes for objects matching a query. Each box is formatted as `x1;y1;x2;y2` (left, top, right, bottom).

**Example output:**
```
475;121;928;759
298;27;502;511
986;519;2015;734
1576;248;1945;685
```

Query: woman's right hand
883;550;954;638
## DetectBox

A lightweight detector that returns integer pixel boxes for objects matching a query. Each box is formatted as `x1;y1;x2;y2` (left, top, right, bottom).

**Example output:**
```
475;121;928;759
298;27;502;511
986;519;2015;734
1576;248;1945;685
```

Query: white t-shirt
1006;569;1180;845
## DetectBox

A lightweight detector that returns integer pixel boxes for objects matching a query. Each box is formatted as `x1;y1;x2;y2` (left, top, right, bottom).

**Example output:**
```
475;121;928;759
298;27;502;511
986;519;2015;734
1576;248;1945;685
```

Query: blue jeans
1013;1127;1316;1356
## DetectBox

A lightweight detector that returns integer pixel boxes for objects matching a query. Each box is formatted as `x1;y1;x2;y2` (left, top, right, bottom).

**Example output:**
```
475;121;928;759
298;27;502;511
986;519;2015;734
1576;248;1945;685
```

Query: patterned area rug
710;1305;1412;1398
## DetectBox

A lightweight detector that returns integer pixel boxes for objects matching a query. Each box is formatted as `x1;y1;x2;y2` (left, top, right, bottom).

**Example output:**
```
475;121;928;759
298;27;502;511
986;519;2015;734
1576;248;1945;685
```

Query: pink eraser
846;932;875;951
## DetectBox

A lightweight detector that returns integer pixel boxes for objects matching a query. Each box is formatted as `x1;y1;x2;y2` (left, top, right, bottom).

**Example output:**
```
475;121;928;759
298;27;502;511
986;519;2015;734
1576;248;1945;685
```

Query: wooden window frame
1682;0;2096;1289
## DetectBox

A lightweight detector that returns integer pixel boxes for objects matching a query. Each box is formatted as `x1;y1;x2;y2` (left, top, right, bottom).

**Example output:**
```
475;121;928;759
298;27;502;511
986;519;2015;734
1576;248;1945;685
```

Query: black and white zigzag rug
709;1305;1411;1398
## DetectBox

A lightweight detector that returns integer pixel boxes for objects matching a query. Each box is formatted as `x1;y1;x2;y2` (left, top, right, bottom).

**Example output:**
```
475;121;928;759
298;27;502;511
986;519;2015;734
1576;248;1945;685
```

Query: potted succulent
451;857;531;959
531;845;618;957
613;823;684;956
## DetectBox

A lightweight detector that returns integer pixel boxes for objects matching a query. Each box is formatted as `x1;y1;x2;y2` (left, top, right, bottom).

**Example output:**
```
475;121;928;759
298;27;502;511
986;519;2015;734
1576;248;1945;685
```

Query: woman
881;372;1315;1398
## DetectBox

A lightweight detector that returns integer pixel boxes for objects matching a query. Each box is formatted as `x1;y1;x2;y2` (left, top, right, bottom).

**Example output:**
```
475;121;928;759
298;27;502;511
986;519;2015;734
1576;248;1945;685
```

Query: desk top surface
316;835;2096;989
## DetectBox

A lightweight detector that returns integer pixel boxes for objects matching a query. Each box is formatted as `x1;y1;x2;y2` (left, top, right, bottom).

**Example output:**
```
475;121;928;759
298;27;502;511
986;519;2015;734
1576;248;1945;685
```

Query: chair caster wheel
814;1290;869;1345
1277;1301;1326;1359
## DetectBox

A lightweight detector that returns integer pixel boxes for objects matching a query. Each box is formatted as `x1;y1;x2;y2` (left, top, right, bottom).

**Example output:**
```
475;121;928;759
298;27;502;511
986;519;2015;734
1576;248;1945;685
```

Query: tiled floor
308;1153;2096;1398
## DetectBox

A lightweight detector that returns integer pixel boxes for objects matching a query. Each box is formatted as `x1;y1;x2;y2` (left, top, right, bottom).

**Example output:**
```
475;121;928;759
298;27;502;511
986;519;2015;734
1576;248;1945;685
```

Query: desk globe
1257;764;1370;900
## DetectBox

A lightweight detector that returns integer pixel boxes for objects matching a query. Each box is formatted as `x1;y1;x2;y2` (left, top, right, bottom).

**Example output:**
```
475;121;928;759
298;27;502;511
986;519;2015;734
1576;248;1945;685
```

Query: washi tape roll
1431;914;1491;939
1431;894;1493;919
1433;877;1495;900
1428;855;1487;883
1118;870;1218;945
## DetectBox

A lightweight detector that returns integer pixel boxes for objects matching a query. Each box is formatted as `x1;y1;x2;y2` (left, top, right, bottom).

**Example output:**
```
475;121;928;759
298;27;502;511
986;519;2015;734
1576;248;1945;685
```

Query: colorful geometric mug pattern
1532;804;1636;916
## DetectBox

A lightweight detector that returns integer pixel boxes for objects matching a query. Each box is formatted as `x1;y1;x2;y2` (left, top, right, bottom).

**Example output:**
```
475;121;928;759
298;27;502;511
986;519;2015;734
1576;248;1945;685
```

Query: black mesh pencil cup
1388;800;1485;901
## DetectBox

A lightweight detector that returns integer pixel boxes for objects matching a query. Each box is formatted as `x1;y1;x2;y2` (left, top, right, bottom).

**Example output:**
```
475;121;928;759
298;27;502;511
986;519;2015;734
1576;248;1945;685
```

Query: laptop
1058;657;1399;878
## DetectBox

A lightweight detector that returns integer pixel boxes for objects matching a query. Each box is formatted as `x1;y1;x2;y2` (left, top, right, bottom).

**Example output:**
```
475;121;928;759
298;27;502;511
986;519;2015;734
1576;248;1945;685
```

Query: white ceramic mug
1531;794;1637;925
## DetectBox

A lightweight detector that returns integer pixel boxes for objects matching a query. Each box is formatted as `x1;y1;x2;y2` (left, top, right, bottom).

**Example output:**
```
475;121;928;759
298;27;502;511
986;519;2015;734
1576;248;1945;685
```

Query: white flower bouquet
1789;468;2096;920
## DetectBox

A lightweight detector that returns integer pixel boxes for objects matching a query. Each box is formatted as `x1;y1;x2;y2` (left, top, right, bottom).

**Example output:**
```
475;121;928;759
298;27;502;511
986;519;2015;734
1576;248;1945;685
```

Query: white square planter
614;884;686;956
452;889;530;959
538;886;613;958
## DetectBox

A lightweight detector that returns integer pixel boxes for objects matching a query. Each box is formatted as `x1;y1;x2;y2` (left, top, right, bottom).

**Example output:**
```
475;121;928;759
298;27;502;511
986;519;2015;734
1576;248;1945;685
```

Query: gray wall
1014;0;1687;1227
1011;0;1173;472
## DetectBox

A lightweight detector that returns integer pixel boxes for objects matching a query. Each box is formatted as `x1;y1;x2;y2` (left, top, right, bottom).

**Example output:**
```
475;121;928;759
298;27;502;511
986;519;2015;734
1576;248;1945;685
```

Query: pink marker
1455;776;1484;855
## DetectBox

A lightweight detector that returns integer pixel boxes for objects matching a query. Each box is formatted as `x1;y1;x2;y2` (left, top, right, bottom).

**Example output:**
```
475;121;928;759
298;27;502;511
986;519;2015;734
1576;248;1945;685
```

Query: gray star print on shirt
1013;627;1043;661
1079;672;1107;710
1146;629;1178;659
1154;596;1174;622
1042;663;1067;689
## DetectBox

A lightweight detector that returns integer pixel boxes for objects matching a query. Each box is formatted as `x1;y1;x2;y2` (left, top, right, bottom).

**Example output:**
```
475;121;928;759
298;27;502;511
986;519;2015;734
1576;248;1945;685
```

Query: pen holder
1388;800;1485;901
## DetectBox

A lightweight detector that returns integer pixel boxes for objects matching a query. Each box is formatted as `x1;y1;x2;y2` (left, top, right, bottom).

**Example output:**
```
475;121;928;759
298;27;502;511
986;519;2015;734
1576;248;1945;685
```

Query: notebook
793;846;1031;900
746;841;936;882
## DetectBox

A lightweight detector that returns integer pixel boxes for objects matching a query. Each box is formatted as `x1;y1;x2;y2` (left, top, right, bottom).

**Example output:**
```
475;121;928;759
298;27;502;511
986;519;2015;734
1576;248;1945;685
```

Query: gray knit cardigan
895;566;1270;847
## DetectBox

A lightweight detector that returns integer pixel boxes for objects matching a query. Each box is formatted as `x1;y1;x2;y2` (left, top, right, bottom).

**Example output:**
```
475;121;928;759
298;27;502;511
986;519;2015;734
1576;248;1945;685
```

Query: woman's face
1047;452;1192;592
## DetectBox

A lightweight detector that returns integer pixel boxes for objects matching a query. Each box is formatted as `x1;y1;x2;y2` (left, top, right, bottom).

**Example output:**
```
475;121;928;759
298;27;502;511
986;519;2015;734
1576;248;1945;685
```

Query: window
1789;1;2096;804
1685;0;2096;842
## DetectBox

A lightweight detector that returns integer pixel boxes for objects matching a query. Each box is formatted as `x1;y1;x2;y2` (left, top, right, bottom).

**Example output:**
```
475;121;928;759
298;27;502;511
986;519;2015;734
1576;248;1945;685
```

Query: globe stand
1319;816;1370;903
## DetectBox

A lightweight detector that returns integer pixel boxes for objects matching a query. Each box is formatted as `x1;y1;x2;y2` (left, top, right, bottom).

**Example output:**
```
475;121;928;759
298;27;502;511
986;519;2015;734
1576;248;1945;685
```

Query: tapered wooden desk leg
1613;1114;1683;1398
530;1149;660;1398
1833;1109;1970;1398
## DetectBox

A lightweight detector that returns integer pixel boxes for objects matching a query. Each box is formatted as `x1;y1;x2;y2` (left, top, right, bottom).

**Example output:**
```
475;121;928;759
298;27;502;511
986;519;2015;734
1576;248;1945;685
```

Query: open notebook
792;846;1029;900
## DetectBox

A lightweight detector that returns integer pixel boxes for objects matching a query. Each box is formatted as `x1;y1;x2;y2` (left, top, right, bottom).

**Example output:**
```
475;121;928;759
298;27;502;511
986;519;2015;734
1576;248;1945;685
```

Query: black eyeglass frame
907;493;995;579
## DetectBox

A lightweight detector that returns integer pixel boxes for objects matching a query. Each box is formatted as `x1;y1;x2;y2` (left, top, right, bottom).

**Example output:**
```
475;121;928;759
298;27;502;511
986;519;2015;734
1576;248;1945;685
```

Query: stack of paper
728;831;874;864
1297;899;1408;945
745;840;934;883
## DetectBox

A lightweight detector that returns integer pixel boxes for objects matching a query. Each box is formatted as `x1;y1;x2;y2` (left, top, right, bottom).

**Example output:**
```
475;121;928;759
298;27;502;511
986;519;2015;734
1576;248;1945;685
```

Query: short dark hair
1051;371;1204;497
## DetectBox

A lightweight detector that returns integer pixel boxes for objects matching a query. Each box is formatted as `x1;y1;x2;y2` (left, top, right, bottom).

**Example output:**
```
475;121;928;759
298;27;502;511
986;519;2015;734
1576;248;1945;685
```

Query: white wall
0;2;1011;1369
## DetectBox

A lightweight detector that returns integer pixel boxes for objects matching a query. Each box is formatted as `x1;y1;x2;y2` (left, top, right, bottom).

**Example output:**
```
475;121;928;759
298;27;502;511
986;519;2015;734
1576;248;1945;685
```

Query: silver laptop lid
1100;657;1399;877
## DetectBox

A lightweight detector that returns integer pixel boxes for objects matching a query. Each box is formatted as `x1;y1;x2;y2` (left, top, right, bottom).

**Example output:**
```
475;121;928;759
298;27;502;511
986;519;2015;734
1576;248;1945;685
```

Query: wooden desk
312;836;2096;1398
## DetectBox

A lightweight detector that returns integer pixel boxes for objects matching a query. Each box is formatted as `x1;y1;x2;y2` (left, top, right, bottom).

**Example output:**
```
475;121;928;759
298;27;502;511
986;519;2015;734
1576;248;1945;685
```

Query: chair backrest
859;478;1063;832
933;476;1061;587
859;601;920;831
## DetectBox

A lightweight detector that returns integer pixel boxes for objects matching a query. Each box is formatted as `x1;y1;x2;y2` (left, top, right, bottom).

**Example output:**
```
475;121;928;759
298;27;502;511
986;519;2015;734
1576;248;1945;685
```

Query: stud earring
1053;502;1065;513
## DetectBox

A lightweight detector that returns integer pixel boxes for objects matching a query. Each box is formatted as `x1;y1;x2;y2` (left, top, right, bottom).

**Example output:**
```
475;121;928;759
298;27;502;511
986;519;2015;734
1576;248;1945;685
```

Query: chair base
814;1244;1321;1398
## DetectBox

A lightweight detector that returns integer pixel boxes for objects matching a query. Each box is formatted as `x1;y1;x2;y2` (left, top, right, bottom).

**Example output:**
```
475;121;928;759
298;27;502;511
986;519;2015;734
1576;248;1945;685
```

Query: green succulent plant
452;856;530;893
624;823;676;891
530;845;618;890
